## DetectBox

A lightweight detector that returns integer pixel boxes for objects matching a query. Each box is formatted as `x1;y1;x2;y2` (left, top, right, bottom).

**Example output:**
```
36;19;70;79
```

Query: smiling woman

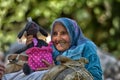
52;22;70;51
51;17;103;80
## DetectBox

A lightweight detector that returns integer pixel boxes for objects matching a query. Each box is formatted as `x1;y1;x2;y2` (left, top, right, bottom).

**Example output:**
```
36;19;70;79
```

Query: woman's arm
85;54;103;80
36;59;55;71
83;42;103;80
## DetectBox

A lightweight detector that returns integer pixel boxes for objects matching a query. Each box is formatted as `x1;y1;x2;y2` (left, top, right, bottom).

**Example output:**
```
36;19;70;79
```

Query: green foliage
0;0;120;58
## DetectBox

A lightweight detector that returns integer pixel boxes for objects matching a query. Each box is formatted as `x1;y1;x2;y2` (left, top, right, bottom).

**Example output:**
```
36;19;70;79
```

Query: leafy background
0;0;120;59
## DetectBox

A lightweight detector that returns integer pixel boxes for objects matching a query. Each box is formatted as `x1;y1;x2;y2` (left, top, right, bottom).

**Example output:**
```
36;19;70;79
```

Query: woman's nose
55;34;62;41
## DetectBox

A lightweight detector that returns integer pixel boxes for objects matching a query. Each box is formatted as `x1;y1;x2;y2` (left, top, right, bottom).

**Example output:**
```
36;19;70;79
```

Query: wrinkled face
52;23;70;52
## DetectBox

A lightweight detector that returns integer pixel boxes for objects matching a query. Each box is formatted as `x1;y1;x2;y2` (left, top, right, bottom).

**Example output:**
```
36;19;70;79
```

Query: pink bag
26;39;53;70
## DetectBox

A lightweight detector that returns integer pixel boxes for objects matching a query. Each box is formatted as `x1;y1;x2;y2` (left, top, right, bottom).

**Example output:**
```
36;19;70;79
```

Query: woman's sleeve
14;46;28;54
83;43;103;80
85;54;103;80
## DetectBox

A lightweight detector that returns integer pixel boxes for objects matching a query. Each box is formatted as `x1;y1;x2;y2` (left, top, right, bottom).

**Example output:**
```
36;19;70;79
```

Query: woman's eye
61;31;67;35
53;32;57;36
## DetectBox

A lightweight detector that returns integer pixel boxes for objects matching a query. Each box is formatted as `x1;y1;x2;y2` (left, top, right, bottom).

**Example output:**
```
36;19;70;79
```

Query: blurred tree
0;0;120;58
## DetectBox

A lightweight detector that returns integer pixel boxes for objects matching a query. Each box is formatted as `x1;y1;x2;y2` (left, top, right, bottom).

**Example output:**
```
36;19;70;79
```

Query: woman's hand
26;35;33;45
42;59;55;69
36;59;55;71
0;61;5;79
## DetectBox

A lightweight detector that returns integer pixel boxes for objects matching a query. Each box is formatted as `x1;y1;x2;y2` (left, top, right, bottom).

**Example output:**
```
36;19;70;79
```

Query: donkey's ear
17;17;32;39
17;29;25;39
17;22;31;39
39;25;48;37
27;17;48;37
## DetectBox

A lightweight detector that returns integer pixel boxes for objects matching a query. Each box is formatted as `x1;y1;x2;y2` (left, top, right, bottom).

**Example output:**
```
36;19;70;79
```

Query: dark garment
15;39;48;54
23;63;34;75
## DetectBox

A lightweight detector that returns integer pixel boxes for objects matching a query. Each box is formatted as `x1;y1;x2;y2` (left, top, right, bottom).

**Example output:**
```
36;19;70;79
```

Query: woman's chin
55;46;63;51
56;46;67;52
55;43;70;51
56;47;65;52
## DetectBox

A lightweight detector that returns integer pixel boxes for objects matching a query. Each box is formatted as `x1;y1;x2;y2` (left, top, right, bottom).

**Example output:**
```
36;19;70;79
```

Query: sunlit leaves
75;9;91;29
113;17;119;29
109;28;115;36
0;0;120;58
86;0;103;8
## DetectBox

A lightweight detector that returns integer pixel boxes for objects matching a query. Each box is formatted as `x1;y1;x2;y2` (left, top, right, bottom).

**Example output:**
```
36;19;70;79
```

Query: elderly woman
50;17;103;80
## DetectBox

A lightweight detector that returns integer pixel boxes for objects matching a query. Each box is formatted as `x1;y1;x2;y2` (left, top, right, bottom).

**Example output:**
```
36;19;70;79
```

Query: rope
16;54;20;61
63;63;83;80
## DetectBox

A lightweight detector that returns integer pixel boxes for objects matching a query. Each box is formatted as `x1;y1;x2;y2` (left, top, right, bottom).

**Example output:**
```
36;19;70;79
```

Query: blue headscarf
51;18;91;64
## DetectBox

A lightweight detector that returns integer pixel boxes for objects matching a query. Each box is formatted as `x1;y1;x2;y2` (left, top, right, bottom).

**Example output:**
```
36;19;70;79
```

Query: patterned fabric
2;70;48;80
26;40;53;70
51;18;103;80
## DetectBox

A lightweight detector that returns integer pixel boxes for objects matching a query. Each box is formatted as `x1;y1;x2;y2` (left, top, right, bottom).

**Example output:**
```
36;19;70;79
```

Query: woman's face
52;23;70;52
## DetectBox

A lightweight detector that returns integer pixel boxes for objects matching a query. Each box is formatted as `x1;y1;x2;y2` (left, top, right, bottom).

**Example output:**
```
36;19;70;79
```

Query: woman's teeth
59;42;66;47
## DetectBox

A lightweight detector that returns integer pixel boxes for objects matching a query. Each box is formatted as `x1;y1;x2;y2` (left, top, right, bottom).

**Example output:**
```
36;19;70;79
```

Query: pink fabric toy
26;39;53;70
